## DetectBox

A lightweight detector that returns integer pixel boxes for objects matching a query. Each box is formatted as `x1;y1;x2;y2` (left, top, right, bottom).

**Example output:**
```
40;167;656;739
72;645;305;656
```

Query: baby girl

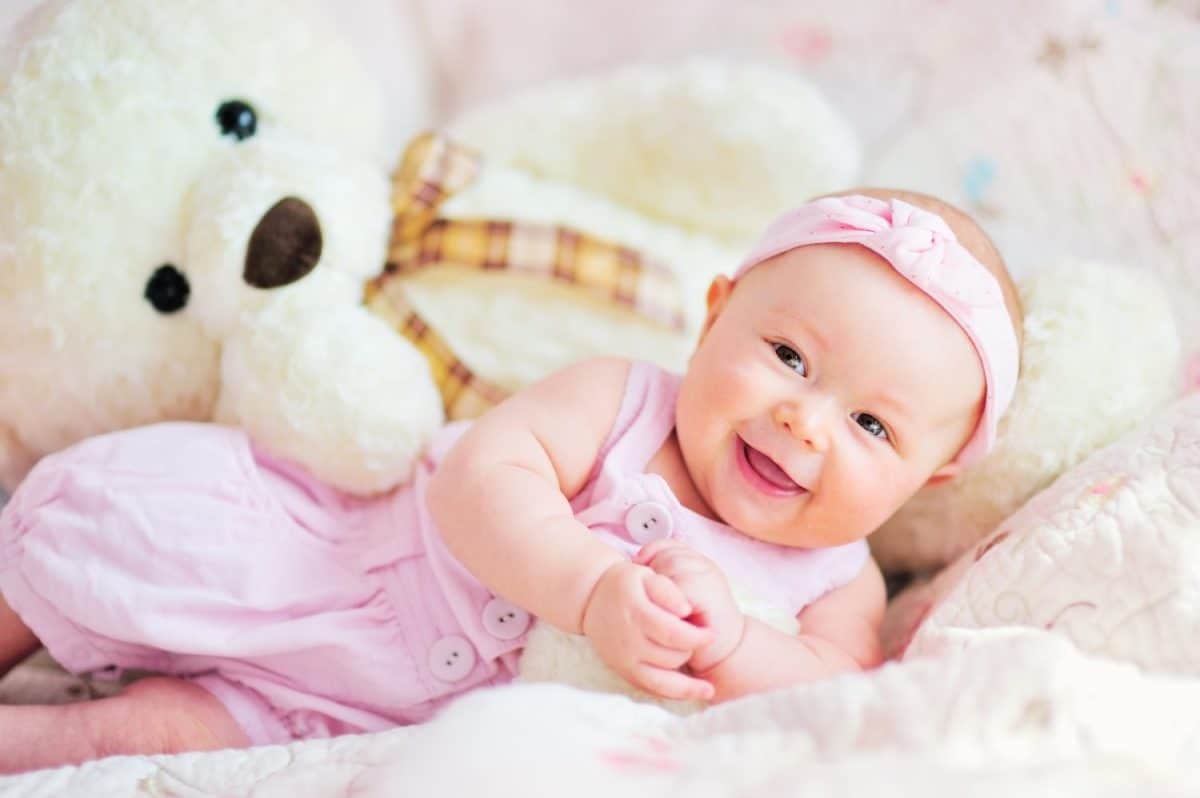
0;190;1021;772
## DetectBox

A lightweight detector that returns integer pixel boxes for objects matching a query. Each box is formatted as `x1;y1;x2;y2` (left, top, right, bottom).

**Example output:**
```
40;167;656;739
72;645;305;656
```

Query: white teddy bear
0;0;860;500
0;0;445;495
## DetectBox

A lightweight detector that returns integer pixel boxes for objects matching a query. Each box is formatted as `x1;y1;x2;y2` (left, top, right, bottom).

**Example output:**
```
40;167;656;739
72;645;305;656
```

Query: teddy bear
0;0;456;496
0;0;861;501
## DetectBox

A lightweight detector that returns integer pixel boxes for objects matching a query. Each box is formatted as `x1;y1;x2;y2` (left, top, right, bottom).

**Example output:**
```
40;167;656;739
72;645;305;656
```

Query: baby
0;190;1021;772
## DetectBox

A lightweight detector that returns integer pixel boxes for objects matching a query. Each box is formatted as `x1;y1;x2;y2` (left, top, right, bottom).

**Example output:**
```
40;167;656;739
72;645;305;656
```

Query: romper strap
593;361;681;476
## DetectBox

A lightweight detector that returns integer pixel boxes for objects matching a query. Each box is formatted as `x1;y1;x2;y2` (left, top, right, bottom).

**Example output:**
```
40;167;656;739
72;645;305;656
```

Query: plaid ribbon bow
365;132;686;421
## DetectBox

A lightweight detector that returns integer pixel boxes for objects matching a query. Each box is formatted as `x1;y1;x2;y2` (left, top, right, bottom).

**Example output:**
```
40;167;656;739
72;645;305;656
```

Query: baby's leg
2;594;250;773
0;677;250;774
0;596;39;676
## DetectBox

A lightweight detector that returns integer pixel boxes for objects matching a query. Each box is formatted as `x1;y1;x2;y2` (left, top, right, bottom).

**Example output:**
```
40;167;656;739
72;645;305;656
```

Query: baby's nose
774;398;834;451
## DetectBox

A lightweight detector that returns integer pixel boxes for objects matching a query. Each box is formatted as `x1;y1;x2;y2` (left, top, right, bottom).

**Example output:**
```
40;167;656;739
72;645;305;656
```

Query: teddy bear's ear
0;0;411;491
869;258;1180;575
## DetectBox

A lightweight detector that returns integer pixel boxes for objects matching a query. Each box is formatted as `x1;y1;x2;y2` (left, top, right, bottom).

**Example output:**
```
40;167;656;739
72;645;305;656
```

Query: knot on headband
810;195;1005;317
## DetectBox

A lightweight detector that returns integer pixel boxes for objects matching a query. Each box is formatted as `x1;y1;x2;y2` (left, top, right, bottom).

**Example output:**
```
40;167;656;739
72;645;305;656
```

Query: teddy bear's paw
217;272;445;494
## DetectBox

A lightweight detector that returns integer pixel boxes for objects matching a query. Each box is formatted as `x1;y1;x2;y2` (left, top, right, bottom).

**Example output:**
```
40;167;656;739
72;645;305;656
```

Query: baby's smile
735;437;808;498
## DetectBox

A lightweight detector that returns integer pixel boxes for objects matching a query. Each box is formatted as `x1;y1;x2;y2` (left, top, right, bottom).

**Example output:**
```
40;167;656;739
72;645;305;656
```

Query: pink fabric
0;362;866;745
0;423;519;745
734;195;1020;467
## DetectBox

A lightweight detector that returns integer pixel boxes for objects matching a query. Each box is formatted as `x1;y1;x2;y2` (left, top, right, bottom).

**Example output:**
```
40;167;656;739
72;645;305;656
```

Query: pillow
886;392;1200;674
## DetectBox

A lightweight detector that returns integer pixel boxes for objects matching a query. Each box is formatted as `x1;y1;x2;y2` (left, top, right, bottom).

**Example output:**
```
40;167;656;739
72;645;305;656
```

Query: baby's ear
924;462;962;487
701;276;734;339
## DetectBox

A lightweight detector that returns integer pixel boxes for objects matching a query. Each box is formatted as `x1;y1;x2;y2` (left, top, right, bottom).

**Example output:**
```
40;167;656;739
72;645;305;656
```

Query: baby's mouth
738;439;806;497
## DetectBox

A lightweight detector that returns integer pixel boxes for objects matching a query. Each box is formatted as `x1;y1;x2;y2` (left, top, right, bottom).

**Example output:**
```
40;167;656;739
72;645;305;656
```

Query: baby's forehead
751;246;985;399
758;245;970;345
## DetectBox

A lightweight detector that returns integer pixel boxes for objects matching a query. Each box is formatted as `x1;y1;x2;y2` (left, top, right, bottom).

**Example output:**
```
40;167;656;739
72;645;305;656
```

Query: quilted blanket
894;394;1200;674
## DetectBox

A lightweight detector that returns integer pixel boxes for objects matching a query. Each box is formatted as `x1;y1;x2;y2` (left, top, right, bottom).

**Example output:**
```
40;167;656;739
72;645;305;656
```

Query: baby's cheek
826;467;909;543
714;357;766;399
867;473;922;526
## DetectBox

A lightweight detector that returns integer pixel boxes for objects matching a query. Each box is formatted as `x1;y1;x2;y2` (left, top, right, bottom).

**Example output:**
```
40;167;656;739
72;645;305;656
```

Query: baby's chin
710;480;878;548
725;510;855;550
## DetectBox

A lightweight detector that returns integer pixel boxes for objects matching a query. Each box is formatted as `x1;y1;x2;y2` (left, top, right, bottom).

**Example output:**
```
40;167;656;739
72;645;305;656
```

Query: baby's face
675;243;985;548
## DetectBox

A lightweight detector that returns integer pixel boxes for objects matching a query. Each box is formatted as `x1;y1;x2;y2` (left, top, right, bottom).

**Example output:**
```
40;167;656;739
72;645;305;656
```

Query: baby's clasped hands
580;554;718;701
634;540;747;676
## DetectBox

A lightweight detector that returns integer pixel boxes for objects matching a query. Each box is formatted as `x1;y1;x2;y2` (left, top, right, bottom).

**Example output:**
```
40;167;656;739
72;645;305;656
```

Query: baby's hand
581;560;715;701
634;541;745;674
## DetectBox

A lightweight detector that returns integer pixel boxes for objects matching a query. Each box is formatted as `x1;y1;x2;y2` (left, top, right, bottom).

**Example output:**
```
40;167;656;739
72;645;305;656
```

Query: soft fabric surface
886;394;1200;670
3;632;1199;795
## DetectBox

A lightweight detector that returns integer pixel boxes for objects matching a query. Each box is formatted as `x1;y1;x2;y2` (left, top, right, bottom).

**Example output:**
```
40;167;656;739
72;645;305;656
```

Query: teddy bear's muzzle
244;196;323;289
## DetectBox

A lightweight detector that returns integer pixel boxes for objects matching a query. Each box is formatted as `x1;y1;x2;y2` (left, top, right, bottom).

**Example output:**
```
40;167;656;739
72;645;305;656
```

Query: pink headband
733;194;1019;467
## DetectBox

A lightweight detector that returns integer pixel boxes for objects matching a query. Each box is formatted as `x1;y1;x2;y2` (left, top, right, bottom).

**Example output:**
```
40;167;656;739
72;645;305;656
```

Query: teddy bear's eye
215;100;258;142
145;264;191;314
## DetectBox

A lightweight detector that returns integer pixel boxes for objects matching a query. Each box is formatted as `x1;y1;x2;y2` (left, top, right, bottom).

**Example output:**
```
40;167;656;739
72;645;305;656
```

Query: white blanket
2;631;1196;796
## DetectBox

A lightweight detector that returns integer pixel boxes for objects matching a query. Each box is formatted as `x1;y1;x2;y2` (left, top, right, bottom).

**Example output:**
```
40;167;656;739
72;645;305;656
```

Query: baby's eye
853;412;889;441
773;343;807;376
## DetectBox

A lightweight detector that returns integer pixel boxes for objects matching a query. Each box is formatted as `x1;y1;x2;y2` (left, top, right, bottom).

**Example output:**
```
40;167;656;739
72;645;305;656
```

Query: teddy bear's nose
244;197;323;289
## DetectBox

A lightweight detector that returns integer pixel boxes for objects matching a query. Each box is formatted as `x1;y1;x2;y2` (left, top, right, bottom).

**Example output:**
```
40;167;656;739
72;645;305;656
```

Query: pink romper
0;362;868;744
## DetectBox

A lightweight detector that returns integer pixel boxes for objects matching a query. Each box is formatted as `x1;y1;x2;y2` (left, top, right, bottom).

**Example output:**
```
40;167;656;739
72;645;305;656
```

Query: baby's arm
427;357;712;700
700;558;886;702
638;542;885;702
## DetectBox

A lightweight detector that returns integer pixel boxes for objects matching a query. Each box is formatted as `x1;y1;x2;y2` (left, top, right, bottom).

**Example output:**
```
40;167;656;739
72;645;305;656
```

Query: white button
428;635;477;682
481;597;531;640
624;501;673;544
